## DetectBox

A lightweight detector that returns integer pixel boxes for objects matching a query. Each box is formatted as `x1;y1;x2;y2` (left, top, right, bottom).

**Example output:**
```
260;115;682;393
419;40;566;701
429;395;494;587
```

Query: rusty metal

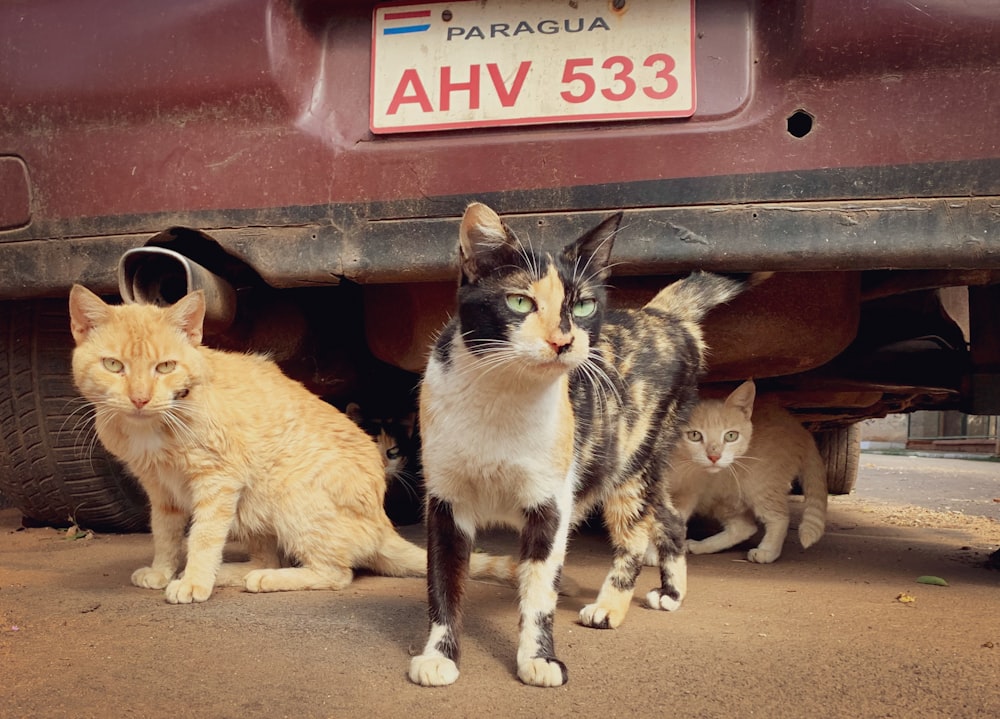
118;247;238;335
1;0;999;418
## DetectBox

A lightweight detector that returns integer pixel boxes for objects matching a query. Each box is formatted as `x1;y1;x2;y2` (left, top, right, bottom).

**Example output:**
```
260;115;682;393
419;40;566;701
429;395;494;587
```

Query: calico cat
663;379;827;563
409;203;756;688
68;285;512;604
346;402;425;526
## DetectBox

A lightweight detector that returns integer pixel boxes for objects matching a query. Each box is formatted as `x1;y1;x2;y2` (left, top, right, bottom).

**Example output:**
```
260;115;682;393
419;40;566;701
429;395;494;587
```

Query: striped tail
797;440;828;549
369;528;517;585
644;271;772;324
469;552;518;585
368;529;428;577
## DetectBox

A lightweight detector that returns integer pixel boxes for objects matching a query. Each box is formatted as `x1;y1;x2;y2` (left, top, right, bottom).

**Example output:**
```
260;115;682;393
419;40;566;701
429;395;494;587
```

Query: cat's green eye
155;360;177;375
572;298;597;318
506;293;536;314
102;358;124;373
724;430;740;442
686;430;702;442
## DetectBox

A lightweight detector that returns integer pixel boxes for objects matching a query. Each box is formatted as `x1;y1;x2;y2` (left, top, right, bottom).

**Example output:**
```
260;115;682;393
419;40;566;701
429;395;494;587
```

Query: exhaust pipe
118;247;237;335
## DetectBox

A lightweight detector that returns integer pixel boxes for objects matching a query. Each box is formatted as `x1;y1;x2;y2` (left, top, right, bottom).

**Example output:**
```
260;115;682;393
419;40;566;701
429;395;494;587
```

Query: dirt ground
2;460;999;719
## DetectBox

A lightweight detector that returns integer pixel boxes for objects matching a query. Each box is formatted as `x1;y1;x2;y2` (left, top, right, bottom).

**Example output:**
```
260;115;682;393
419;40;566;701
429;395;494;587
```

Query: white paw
409;655;459;687
687;539;711;555
214;564;251;587
641;544;658;567
799;527;823;549
517;657;567;687
131;567;171;589
164;577;213;604
747;547;780;564
579;603;623;630
243;569;273;593
645;589;682;612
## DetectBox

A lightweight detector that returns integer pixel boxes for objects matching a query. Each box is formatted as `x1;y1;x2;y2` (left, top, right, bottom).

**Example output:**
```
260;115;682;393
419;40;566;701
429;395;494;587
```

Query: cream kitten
664;379;827;563
69;285;511;603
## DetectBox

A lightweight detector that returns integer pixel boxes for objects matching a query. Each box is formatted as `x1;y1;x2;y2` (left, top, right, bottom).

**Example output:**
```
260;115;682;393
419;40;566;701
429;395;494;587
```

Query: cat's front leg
409;496;472;687
516;500;570;687
580;487;650;629
165;481;239;604
747;509;790;564
688;512;758;556
131;489;187;590
642;492;696;567
215;533;281;587
645;501;688;612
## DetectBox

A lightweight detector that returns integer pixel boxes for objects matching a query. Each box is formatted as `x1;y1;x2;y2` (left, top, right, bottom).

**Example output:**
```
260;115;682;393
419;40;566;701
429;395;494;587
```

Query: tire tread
0;299;149;532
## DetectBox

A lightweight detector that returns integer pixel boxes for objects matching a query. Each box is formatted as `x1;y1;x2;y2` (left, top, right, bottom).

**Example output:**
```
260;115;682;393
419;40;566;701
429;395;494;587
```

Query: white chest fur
421;349;576;529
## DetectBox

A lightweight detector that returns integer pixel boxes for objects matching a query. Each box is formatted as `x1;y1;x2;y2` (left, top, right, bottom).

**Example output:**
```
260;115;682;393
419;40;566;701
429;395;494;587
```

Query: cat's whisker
571;217;632;287
454;339;554;386
82;405;124;472
61;401;98;444
159;411;191;444
162;404;205;447
723;464;748;504
513;229;542;282
579;350;623;408
75;418;100;462
63;399;106;472
587;261;630;291
60;398;103;447
669;456;699;471
389;469;422;502
590;344;627;382
58;396;95;432
457;346;522;377
574;236;618;287
574;360;617;414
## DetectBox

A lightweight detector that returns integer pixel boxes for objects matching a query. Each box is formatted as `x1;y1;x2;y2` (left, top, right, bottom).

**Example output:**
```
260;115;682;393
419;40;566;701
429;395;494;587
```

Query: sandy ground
2;458;999;718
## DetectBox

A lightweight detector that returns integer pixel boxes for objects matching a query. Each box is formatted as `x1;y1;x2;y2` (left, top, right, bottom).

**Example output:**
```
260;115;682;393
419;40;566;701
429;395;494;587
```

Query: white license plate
370;0;695;134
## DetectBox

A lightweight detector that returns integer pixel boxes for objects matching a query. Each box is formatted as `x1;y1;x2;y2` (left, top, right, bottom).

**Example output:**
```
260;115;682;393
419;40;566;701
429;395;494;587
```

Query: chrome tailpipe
117;247;237;335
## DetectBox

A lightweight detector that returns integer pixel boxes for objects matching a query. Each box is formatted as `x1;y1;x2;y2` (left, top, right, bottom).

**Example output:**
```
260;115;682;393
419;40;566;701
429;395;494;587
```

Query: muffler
118;247;237;335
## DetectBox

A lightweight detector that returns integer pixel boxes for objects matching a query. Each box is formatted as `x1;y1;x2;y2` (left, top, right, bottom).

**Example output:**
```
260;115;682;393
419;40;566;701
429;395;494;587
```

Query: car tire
814;423;861;495
0;298;149;532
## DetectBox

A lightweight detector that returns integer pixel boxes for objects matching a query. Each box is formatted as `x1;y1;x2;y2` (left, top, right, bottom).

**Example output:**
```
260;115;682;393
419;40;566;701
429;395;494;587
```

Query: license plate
370;0;695;134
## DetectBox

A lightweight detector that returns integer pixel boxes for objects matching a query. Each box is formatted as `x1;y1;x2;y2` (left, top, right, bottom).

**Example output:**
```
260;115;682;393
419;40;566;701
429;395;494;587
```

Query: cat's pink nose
707;454;720;464
132;397;150;409
548;335;574;355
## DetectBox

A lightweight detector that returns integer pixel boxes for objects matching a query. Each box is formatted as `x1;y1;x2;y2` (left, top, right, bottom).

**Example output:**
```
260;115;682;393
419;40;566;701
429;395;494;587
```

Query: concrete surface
855;453;1000;521
1;454;999;718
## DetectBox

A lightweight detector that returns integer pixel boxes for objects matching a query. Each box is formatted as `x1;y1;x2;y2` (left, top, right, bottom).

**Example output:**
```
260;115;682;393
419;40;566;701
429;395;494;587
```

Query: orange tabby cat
69;285;511;604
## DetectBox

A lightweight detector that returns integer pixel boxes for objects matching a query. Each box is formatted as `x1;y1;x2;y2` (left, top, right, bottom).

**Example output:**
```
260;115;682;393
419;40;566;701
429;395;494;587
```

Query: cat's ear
726;380;756;419
345;402;364;425
562;212;621;283
166;290;206;346
458;202;519;284
399;411;417;439
68;285;112;345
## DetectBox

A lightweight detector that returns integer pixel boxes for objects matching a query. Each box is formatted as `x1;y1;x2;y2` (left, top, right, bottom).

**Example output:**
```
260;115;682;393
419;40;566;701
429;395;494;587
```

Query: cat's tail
369;528;517;585
469;552;519;585
368;529;428;577
798;440;829;549
644;271;773;324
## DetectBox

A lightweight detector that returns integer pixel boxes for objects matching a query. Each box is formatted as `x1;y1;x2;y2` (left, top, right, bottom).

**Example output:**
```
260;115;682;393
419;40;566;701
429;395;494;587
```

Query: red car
2;0;998;530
